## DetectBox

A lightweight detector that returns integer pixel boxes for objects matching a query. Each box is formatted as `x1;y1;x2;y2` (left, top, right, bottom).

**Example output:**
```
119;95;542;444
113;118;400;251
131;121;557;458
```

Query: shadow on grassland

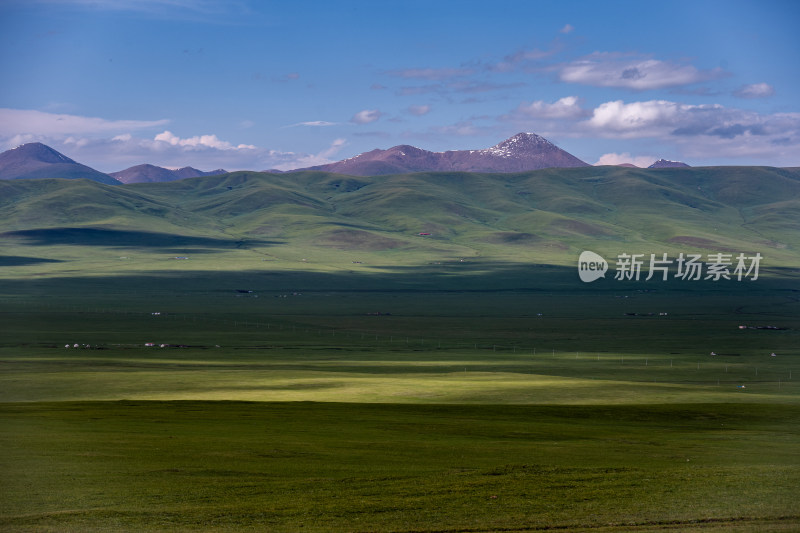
0;259;797;296
0;255;64;266
0;262;796;359
1;227;280;252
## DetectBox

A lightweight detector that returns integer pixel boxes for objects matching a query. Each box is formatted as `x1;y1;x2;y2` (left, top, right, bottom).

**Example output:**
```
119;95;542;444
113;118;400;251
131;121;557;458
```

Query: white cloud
154;130;256;150
558;53;727;90
734;83;775;99
0;108;168;137
351;109;382;125
585;99;687;136
594;152;656;167
560;24;574;34
515;96;586;119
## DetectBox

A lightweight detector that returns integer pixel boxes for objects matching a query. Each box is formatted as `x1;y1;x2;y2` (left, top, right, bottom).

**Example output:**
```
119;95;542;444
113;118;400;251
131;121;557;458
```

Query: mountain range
648;159;691;169
0;143;120;185
302;132;590;175
110;164;227;184
0;143;226;185
0;134;690;184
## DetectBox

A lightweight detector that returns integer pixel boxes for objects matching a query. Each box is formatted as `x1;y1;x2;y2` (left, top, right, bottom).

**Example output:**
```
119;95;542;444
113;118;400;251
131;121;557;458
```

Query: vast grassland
1;169;799;531
2;259;798;532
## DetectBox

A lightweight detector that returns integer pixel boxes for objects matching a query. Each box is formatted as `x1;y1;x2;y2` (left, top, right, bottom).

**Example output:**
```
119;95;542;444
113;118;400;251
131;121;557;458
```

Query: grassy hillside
2;166;799;275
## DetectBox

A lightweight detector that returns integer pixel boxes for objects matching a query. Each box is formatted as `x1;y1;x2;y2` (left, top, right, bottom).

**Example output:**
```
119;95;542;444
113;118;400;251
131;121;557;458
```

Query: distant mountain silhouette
301;133;589;175
648;159;690;168
111;164;227;184
0;143;119;184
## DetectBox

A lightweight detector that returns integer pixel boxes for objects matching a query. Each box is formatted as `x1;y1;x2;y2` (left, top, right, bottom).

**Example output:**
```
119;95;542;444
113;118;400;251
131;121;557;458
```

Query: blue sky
1;0;798;171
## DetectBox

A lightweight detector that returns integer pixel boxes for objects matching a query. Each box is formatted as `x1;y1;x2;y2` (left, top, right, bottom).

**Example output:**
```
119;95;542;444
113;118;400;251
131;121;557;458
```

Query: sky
1;0;799;172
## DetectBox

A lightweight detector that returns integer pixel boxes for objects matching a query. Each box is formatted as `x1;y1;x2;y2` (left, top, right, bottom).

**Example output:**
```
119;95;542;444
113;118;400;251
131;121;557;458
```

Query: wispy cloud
557;53;728;90
407;105;431;116
429;120;487;137
271;72;301;83
351;109;382;125
484;45;563;73
733;83;775;99
264;138;349;171
385;63;527;97
513;96;587;120
317;138;347;159
386;67;475;80
285;121;339;127
398;80;525;96
22;0;252;20
0;108;168;137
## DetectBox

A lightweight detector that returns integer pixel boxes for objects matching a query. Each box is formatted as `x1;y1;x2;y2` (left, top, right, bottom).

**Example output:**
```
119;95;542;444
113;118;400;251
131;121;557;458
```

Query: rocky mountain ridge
303;132;590;175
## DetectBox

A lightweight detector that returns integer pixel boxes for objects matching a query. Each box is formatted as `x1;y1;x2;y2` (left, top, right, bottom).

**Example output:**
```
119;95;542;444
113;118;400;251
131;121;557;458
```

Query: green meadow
1;168;799;531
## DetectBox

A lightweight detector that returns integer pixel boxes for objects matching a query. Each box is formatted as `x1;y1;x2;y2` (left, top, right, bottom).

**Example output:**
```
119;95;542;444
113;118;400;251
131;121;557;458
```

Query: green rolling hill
1;166;799;273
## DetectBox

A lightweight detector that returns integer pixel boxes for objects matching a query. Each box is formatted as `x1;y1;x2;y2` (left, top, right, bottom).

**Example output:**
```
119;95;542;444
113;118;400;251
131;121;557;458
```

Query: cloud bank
0;108;348;172
154;130;256;150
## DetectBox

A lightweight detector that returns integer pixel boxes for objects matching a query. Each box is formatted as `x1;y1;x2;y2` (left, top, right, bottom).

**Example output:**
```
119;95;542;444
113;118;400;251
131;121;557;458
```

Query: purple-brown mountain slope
0;143;119;185
303;133;589;175
111;164;227;184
